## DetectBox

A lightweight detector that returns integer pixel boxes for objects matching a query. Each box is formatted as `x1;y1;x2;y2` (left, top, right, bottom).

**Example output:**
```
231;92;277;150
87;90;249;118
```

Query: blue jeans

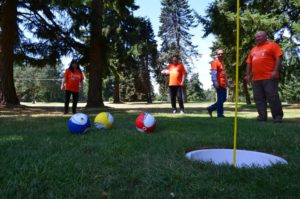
207;87;227;117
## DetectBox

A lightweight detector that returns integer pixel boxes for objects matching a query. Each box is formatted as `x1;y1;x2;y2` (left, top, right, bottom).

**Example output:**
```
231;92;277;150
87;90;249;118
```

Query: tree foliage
199;0;300;103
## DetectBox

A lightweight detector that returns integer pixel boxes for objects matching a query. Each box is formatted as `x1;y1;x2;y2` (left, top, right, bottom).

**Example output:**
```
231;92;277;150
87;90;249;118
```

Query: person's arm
80;72;85;90
245;63;252;82
180;75;185;86
271;57;281;79
211;70;219;88
61;77;66;90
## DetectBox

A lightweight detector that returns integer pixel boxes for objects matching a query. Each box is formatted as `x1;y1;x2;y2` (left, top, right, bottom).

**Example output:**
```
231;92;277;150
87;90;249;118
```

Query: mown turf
0;102;299;198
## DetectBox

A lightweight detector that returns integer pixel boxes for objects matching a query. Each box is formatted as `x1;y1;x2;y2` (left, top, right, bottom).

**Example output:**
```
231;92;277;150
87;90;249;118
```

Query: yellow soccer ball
94;112;114;129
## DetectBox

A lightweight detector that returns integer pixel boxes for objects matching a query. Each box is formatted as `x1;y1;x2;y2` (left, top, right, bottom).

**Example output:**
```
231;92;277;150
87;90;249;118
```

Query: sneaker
273;117;282;123
257;116;267;122
180;110;185;114
218;115;225;118
172;109;177;114
207;108;212;118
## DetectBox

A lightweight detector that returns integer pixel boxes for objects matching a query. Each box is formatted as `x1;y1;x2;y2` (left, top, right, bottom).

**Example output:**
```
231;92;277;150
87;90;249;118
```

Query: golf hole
185;149;288;168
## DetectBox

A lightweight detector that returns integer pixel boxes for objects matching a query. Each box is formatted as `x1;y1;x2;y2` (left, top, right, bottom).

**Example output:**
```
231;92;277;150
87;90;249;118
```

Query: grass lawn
0;102;299;198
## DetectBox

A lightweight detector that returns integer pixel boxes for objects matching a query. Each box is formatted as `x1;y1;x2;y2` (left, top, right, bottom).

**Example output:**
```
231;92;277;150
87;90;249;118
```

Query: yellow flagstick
232;0;240;167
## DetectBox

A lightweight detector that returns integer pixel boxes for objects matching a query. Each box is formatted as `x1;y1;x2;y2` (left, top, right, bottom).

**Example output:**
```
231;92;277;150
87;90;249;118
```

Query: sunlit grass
0;102;299;198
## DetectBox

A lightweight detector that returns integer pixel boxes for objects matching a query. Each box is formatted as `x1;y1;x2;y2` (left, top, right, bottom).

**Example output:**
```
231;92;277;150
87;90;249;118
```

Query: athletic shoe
257;116;267;122
273;117;282;123
207;108;212;118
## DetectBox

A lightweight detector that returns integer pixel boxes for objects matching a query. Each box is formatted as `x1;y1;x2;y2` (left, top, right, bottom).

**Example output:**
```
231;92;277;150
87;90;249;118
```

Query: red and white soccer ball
135;112;156;133
161;69;169;76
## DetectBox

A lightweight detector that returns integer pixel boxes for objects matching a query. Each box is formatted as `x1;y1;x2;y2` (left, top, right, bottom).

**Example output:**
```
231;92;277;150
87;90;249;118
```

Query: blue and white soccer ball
68;113;91;134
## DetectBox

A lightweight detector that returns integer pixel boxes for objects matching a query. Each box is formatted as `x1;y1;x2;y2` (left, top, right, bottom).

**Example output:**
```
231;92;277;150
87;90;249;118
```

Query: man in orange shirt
163;55;187;114
61;60;84;114
207;49;228;118
245;31;283;123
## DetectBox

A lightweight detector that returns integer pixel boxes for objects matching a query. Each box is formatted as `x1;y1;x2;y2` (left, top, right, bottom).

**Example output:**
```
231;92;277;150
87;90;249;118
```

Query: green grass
0;102;299;198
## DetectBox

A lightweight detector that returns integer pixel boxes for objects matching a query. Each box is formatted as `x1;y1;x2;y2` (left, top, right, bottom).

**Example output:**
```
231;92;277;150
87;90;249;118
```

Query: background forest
0;0;299;106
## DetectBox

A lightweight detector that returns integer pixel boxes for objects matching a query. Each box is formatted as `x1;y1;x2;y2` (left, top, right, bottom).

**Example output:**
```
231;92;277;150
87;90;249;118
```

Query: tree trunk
0;0;19;106
113;74;120;103
242;78;251;105
144;56;152;103
86;0;105;107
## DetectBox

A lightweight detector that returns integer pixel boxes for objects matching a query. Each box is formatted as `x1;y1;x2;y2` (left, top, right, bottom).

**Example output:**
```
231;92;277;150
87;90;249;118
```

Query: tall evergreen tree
0;0;18;105
158;0;199;66
199;0;300;104
158;0;200;101
186;73;205;101
0;0;83;106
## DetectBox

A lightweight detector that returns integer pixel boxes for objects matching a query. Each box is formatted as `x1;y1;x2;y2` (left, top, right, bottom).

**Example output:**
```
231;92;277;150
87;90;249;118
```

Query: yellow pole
232;0;240;167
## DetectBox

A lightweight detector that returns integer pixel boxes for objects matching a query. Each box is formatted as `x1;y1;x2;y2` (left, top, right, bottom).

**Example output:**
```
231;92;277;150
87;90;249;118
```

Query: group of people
162;30;283;123
62;30;284;123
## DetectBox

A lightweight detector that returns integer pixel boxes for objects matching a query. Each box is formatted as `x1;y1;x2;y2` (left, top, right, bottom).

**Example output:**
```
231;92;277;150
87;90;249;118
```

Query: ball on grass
68;113;91;134
94;112;114;129
135;112;156;133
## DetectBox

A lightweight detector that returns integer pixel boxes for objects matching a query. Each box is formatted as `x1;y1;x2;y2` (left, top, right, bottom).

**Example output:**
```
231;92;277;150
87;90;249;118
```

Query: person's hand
271;71;278;79
244;75;251;83
213;83;219;89
61;84;65;90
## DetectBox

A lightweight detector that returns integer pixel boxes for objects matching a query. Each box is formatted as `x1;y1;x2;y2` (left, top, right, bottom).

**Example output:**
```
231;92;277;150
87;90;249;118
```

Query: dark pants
169;86;184;111
207;87;227;117
252;79;283;120
64;90;79;114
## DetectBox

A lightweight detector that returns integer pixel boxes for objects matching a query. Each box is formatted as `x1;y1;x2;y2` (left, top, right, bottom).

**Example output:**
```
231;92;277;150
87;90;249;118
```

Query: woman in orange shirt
162;55;187;114
61;60;84;114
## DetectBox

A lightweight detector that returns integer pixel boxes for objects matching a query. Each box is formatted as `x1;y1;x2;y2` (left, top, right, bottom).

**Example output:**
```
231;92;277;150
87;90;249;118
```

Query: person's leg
217;87;226;117
169;86;178;113
252;80;267;121
72;92;79;114
177;86;184;112
263;79;283;122
64;90;71;114
207;89;218;117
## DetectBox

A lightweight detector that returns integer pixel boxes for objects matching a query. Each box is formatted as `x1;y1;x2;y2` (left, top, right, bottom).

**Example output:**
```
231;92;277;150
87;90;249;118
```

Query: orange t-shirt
211;59;227;88
246;41;282;80
166;63;186;86
64;68;84;92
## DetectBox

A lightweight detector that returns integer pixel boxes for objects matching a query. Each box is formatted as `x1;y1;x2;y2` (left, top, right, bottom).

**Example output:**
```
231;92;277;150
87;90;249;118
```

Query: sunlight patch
0;135;24;143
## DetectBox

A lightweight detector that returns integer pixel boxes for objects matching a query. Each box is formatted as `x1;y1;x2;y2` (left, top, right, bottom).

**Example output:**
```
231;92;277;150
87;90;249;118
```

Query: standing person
162;55;187;114
245;31;283;123
61;60;84;114
207;49;228;118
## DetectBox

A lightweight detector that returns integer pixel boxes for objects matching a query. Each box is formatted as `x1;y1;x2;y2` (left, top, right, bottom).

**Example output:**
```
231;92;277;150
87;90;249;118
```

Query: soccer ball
68;113;91;134
135;112;156;133
94;112;114;129
161;69;169;75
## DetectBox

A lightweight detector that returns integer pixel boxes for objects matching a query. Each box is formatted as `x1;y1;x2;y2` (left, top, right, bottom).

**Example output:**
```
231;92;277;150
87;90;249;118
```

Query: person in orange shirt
163;55;187;114
61;60;84;114
207;49;228;118
245;31;283;123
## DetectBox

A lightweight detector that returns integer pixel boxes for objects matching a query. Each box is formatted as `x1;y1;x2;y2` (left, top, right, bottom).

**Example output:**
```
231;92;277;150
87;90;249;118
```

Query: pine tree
158;0;199;66
199;0;300;104
0;0;82;106
186;73;205;101
158;0;199;101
